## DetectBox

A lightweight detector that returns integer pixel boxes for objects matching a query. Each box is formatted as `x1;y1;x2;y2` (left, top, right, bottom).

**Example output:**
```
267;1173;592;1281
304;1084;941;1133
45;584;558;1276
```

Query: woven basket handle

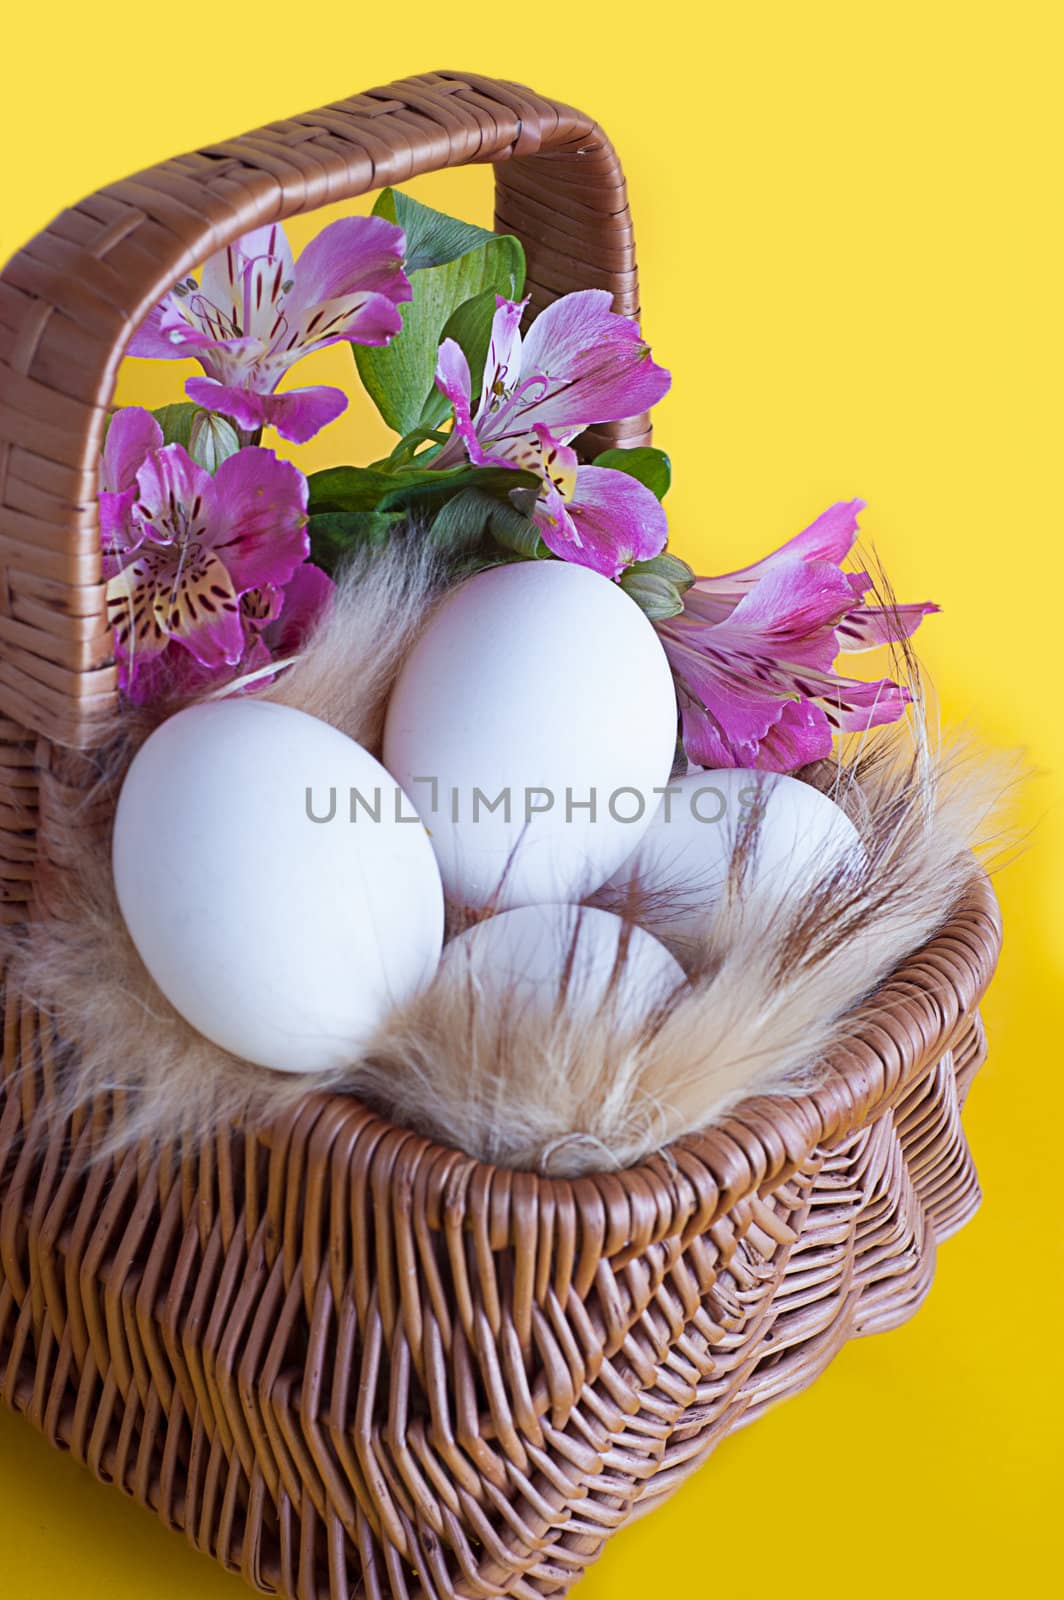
0;70;646;754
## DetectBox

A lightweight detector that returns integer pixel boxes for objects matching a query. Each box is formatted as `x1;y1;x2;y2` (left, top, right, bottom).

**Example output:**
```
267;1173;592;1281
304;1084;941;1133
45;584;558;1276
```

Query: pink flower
657;500;938;771
128;218;411;444
434;293;671;578
103;434;312;702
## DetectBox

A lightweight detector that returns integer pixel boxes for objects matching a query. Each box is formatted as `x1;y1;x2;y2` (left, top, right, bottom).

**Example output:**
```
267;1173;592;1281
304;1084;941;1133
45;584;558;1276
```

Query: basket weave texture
0;71;1002;1599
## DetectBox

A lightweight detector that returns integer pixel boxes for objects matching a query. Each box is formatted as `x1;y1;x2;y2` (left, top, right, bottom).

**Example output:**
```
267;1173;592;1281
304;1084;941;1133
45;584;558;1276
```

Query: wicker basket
0;70;1002;1600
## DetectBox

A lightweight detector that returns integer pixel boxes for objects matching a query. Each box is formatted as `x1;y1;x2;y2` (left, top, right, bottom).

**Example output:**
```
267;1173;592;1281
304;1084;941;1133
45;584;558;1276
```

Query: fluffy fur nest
4;537;1016;1176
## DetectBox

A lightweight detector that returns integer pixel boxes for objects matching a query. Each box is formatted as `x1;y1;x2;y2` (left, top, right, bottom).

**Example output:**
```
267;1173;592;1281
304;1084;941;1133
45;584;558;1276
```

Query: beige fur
3;544;1019;1174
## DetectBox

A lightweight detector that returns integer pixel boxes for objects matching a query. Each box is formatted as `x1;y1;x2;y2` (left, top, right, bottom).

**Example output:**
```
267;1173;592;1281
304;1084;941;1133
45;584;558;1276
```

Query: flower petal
299;290;408;353
240;584;286;630
834;600;939;652
515;288;671;431
106;560;170;667
814;672;913;731
262;562;335;653
184;376;348;443
719;558;860;673
115;645;208;706
107;540;244;685
203;447;308;592
679;690;836;773
477;297;528;414
659;559;895;770
260;386;349;444
101;407;164;493
712;500;866;588
281;216;410;352
133;444;212;545
127;297;231;359
184;376;266;431
285;215;409;309
199;225;295;340
434;341;513;467
751;699;836;771
99;487;139;553
100;413;172;575
661;499;925;771
239;253;294;345
666;633;816;768
156;549;247;668
546;465;668;579
435;337;473;424
532;484;582;561
126;300;191;360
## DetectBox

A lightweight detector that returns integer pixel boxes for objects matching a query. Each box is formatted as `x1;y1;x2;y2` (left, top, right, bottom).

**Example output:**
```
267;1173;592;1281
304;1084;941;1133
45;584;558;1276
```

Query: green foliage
307;511;405;570
374;188;506;272
152;402;198;450
308;462;538;516
113;190;679;606
591;446;672;501
429;489;548;561
305;461;543;574
355;190;525;436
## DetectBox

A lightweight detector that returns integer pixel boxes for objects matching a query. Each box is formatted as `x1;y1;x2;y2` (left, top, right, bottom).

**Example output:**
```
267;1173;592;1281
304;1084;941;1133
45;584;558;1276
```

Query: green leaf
307;461;548;573
592;446;672;501
426;489;497;555
428;489;547;566
620;569;686;622
356;193;526;435
374;427;449;470
307;510;406;572
488;497;550;560
152;402;199;450
374;188;504;272
381;468;539;519
307;461;540;518
625;550;695;592
307;464;411;515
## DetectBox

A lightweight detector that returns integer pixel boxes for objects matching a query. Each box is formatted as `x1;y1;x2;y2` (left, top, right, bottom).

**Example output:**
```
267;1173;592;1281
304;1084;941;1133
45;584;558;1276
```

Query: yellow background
1;2;1060;1595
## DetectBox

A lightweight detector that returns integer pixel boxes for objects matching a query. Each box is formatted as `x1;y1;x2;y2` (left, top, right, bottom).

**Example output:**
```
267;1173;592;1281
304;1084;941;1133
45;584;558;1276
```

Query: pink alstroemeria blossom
128;218;411;443
104;441;309;701
657;501;938;771
433;293;670;578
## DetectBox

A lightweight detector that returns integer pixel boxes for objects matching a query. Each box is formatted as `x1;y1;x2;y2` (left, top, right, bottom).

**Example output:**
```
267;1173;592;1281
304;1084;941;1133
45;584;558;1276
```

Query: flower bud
625;551;696;593
189;409;240;472
620;570;685;622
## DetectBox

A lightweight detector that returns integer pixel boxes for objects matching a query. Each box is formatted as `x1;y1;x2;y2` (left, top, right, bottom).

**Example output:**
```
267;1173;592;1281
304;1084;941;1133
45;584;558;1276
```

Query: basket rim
253;870;1000;1261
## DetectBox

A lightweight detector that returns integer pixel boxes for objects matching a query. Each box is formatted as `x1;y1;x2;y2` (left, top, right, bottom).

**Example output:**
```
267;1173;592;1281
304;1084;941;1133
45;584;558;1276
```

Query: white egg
383;561;678;908
609;769;864;937
112;700;444;1073
440;904;687;1031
